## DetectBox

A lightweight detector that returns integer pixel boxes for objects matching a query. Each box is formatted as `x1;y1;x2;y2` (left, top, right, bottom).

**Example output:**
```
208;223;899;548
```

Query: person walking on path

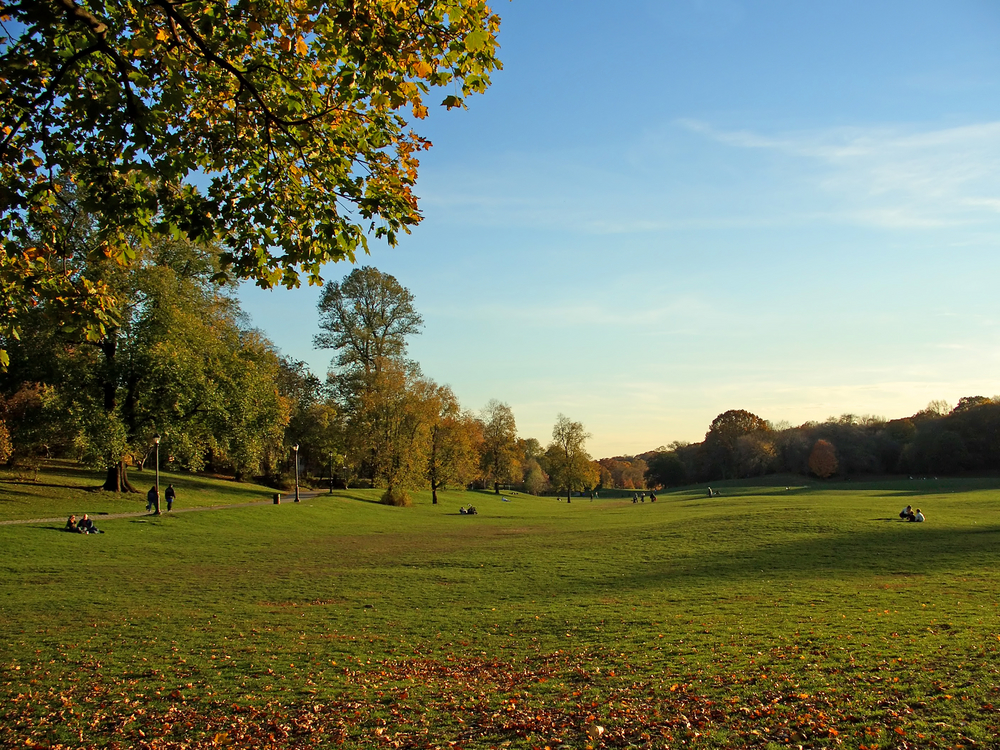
146;485;158;512
165;484;176;511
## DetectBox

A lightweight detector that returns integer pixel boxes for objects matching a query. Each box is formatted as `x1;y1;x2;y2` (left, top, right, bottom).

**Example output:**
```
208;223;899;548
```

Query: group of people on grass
632;492;656;503
899;505;925;522
459;505;478;515
65;514;102;534
65;484;179;534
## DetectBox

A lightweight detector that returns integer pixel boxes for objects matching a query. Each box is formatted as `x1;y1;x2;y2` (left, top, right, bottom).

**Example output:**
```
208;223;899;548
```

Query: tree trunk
431;480;438;505
98;333;137;493
102;459;138;492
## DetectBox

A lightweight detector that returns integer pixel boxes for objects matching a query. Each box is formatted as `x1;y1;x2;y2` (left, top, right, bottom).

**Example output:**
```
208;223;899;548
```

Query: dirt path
0;490;331;526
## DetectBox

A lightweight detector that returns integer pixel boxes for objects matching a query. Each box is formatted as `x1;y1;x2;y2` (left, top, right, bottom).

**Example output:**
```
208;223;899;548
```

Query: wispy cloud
679;119;1000;228
418;118;1000;234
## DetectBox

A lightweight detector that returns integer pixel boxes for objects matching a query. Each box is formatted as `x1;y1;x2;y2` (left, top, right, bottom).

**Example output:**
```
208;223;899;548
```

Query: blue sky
239;0;1000;457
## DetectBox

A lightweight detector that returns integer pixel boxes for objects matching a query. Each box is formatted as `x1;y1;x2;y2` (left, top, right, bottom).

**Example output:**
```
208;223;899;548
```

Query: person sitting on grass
77;514;101;534
900;505;913;520
912;508;925;522
459;506;467;515
65;514;80;533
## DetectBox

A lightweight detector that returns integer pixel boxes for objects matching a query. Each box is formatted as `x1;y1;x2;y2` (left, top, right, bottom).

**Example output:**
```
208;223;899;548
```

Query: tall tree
0;0;501;368
315;266;423;377
547;414;593;501
426;386;481;504
479;399;519;491
347;358;437;505
211;330;290;482
704;409;770;479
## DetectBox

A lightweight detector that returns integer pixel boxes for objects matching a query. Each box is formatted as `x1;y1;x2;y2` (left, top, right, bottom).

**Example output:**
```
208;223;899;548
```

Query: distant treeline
634;399;1000;488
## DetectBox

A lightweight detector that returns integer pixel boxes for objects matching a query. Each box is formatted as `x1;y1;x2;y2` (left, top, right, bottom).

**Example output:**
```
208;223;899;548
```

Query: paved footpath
0;490;330;526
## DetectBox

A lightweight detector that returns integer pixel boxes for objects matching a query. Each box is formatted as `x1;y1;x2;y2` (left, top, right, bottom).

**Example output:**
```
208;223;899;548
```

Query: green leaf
464;28;489;52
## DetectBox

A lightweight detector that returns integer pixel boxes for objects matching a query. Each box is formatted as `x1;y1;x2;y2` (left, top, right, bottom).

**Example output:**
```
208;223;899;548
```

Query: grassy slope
1;466;998;749
0;460;278;522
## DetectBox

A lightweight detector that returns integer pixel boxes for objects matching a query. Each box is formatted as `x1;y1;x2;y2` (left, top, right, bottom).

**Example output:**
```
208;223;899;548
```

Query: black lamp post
293;444;300;502
153;433;161;515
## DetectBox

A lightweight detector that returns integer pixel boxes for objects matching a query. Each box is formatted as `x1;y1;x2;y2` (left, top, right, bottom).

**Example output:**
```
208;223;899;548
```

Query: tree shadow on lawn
621;523;1000;588
336;490;385;505
0;479;95;492
0;485;50;501
671;475;1000;499
172;478;276;501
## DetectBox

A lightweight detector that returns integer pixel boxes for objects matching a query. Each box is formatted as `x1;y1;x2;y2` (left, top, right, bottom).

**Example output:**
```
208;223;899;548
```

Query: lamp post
293;444;300;502
153;433;161;515
329;453;334;494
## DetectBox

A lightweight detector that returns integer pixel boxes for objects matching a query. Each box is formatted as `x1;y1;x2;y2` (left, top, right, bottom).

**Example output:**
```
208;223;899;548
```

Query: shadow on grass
0;485;46;501
669;478;1000;502
623;523;1000;590
334;490;385;505
0;479;96;492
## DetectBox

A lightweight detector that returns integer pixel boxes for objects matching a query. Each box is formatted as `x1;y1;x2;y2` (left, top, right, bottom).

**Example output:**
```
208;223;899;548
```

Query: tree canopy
0;0;500;367
314;266;423;375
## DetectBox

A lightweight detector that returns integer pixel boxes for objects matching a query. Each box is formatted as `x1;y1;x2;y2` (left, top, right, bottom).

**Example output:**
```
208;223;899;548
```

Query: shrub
381;487;412;507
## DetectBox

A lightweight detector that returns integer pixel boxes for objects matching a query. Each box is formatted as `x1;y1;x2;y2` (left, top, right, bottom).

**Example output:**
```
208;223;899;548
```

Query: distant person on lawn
165;484;176;511
912;509;925;522
65;514;80;533
78;514;101;534
147;485;158;512
900;505;913;521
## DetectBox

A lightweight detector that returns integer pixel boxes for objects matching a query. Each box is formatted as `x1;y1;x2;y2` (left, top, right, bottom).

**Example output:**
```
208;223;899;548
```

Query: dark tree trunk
102;459;138;492
431;480;438;505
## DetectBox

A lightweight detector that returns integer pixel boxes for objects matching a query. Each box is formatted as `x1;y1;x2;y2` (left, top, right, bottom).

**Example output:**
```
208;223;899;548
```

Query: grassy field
1;464;998;749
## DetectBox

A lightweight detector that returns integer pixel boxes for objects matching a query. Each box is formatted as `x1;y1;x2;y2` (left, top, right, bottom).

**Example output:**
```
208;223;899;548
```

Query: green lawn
0;460;279;522
1;465;998;749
